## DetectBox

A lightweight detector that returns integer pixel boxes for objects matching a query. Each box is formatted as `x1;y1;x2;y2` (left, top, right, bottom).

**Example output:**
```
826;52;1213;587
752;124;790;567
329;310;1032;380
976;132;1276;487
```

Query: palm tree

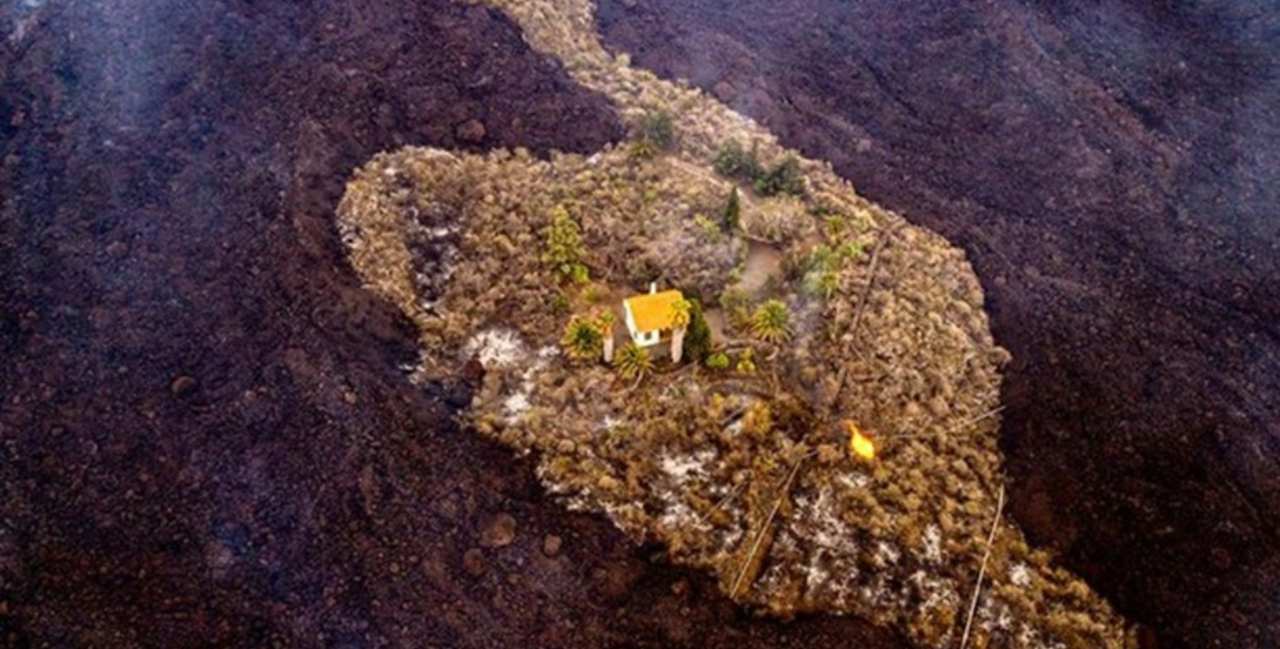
614;342;653;381
750;299;792;343
668;298;691;364
561;316;603;362
595;309;616;363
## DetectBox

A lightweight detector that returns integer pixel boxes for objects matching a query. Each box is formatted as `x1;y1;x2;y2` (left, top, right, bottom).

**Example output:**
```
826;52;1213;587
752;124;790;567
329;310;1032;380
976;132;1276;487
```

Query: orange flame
845;421;876;461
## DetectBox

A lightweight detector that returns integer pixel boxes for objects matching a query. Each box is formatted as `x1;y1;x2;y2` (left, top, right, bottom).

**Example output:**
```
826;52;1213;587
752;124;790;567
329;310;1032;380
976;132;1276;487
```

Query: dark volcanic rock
455;118;488;144
480;513;517;548
598;2;1280;648
0;1;913;648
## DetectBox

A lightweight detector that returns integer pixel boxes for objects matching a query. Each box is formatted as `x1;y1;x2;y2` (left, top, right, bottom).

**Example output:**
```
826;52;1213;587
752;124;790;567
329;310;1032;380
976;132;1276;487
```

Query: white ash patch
660;449;715;482
719;521;745;548
861;571;909;611
908;569;959;614
756;530;802;597
503;392;531;419
1009;562;1031;587
876;541;901;566
798;487;857;553
499;344;557;424
659;500;710;534
837;471;870;490
1014;620;1067;649
791;487;859;605
653;449;717;537
922;524;944;563
977;595;1015;634
465;329;527;368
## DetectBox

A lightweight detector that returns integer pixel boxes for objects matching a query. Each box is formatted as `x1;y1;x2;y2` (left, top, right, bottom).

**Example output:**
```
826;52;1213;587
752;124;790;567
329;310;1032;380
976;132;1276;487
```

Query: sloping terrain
597;2;1280;648
1;1;900;647
2;1;1274;647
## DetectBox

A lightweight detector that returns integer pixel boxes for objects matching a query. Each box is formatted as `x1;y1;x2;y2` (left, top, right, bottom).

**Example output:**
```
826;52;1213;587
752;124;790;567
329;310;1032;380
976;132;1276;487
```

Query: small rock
543;534;562;557
106;241;128;257
462;548;487;577
170;375;197;396
480;513;517;548
670;579;688;596
592;560;643;601
455;119;486;144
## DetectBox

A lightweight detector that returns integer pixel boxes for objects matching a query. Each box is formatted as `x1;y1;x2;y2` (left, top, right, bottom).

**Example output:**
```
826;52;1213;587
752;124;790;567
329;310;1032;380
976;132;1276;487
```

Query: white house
622;283;683;348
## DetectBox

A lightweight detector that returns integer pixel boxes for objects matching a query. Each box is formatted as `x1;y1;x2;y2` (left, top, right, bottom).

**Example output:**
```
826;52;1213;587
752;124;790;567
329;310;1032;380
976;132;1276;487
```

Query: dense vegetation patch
340;1;1135;646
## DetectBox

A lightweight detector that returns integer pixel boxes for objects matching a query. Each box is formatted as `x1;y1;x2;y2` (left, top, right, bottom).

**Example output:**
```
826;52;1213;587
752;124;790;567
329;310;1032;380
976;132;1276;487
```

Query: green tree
722;187;741;232
750;299;792;343
683;299;713;362
542;205;589;284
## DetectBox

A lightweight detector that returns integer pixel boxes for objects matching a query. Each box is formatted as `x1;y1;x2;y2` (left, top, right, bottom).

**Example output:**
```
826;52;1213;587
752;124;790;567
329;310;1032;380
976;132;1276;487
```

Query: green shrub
550;291;570;314
581;283;607;304
713;140;763;179
634;110;675;151
754;155;805;197
714;142;803;197
705;352;730;370
736;347;757;374
750;299;792;343
629;138;658;160
803;270;840;299
800;242;862;300
694;213;722;240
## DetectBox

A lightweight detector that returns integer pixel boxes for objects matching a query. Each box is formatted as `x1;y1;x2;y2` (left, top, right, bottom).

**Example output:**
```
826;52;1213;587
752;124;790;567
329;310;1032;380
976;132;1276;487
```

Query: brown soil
0;1;919;648
597;2;1280;648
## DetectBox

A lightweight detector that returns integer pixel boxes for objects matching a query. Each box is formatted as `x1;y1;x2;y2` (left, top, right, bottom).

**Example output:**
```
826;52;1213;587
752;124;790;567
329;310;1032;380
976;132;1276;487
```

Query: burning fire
845;420;876;461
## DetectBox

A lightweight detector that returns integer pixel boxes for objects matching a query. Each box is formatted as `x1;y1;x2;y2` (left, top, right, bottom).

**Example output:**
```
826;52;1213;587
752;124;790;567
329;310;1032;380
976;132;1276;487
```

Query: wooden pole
959;484;1005;649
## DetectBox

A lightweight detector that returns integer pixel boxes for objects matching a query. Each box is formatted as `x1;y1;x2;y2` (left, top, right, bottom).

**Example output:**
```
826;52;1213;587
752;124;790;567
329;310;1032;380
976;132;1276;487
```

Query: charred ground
2;1;1276;648
0;1;905;647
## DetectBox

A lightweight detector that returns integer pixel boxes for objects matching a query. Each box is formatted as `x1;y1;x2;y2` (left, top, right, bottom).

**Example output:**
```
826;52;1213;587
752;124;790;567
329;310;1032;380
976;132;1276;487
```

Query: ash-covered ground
1;1;1276;648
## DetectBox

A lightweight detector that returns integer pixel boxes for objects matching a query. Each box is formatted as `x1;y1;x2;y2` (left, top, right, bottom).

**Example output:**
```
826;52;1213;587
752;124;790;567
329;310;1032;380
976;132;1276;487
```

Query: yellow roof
624;290;683;333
